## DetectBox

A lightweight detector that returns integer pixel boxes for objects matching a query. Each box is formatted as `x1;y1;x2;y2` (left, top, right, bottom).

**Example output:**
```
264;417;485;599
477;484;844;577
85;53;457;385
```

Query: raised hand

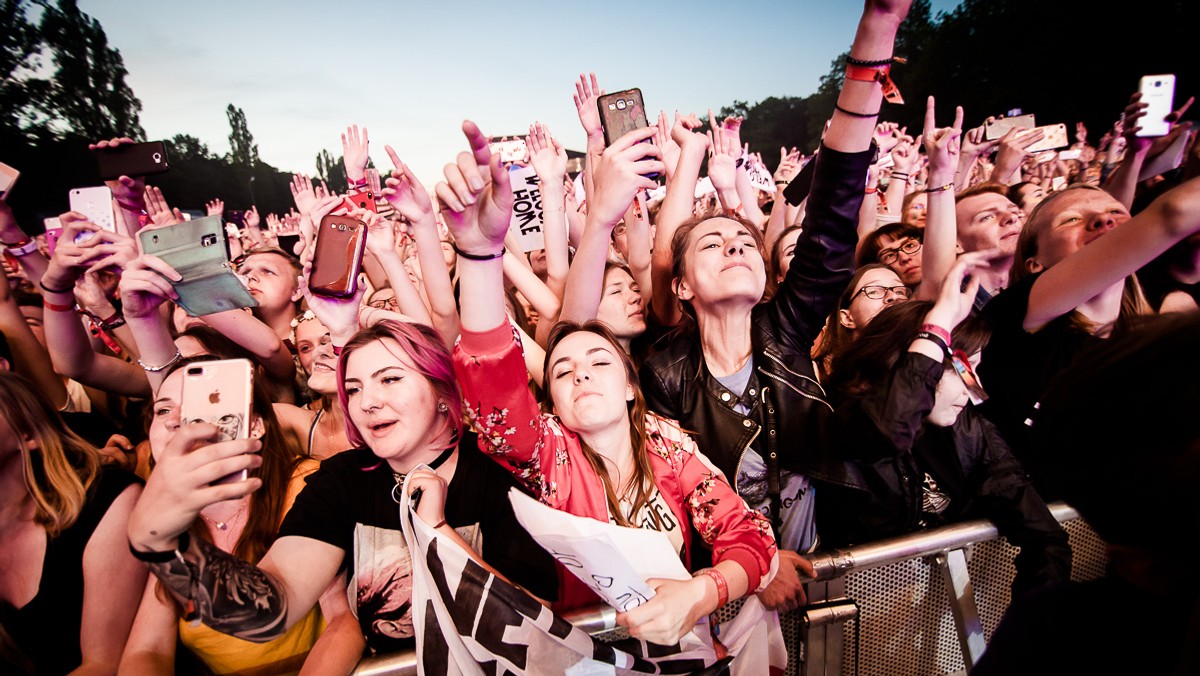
706;110;740;193
588;127;664;228
341;124;370;183
301;196;346;268
290;174;317;214
527;121;567;184
774;147;802;185
117;254;180;319
925;250;994;330
961;121;999;159
144;185;182;227
299;260;366;345
434;120;514;255
88;137;145;209
382;145;435;226
206;198;225;218
573;72;604;140
922;96;964;181
360;208;397;260
873;121;907;154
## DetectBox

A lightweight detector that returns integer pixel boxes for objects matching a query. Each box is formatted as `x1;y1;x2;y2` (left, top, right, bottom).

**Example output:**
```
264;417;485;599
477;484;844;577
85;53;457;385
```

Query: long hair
669;211;767;331
542;321;659;529
827;300;990;404
336;320;463;452
766;224;803;300
812;263;894;381
1013;184;1150;335
155;356;305;563
0;371;101;537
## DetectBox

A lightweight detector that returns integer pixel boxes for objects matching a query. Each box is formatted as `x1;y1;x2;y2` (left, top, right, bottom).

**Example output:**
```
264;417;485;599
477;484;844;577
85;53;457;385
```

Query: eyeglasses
851;284;913;301
878;239;922;265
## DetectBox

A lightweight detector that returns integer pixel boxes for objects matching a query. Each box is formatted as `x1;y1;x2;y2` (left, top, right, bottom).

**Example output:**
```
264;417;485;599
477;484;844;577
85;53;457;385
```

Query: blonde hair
0;372;101;537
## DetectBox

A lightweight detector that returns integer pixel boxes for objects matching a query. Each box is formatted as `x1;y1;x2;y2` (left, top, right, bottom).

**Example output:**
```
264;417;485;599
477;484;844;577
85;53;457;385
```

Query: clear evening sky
80;0;962;186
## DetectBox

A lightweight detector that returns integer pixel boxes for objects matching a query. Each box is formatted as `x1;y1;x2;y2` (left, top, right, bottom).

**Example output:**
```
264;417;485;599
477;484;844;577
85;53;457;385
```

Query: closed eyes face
679;217;766;309
596;268;645;341
547;331;633;436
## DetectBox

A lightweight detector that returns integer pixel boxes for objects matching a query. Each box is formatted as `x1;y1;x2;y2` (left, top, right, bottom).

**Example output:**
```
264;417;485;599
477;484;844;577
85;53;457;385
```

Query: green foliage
167;134;213;161
226;104;259;166
315;149;347;195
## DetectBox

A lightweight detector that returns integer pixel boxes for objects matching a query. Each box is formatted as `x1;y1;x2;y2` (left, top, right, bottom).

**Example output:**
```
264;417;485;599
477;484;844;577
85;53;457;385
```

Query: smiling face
343;339;444;470
294;316;337;396
596;267;646;343
955;192;1024;256
546;331;633;436
839;267;909;330
676;217;766;311
1027;189;1130;273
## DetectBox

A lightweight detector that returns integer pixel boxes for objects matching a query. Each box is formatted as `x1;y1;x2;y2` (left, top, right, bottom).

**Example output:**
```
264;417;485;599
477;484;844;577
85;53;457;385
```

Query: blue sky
81;0;962;185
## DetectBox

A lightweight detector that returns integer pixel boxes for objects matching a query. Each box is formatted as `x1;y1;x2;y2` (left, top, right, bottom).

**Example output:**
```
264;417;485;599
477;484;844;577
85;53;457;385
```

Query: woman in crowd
124;310;557;662
118;355;346;675
0;371;145;674
443;120;778;645
820;258;1071;595
273;311;351;460
811;263;912;382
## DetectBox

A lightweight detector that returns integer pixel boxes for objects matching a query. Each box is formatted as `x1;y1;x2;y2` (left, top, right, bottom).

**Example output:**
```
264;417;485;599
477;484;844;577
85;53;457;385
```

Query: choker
391;447;455;504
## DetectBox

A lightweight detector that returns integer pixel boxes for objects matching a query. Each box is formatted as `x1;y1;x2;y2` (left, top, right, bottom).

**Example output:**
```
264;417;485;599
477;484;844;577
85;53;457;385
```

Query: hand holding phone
93;140;170;180
69;186;116;241
0;163;19;200
1137;75;1176;138
309;213;367;297
180;359;254;484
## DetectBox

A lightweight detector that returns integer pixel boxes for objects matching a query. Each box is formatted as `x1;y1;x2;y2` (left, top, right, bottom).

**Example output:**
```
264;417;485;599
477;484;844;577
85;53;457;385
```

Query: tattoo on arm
147;536;289;643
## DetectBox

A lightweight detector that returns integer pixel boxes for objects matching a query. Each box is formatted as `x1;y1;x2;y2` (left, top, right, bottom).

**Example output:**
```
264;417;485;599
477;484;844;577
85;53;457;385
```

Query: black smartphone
782;157;817;207
94;141;170;180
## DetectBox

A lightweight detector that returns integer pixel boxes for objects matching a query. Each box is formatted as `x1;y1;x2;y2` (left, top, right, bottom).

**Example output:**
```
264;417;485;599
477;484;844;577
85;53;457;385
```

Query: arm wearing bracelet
825;6;907;153
39;282;149;398
124;308;184;394
0;270;70;408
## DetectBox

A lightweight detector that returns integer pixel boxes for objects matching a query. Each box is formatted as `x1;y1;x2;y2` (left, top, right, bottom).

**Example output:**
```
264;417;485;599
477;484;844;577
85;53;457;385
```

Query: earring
437;401;448;413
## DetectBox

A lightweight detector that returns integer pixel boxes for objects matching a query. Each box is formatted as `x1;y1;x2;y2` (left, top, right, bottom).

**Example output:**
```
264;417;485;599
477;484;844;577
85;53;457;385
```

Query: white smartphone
180;358;254;484
0;163;18;200
68;186;116;239
1137;74;1176;138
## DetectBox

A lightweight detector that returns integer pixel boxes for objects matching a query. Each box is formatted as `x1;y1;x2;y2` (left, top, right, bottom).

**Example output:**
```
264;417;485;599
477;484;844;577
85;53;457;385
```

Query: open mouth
312;362;335;372
369;420;396;434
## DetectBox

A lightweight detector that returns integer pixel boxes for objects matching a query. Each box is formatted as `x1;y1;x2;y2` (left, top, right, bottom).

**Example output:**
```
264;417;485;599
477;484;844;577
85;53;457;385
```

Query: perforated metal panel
832;517;1107;676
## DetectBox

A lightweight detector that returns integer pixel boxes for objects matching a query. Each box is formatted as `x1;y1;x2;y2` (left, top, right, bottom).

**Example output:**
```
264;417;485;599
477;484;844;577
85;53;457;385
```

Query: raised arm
526;122;571;300
914;96;964;300
651;113;709;326
358;206;433;326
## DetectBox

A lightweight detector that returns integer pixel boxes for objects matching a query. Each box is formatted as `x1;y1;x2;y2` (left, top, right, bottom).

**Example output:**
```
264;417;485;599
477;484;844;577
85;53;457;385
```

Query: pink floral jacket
454;323;778;611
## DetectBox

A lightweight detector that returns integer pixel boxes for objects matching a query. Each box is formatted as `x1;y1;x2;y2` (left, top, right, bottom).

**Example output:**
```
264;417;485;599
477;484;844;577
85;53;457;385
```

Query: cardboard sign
508;164;545;252
745;154;776;193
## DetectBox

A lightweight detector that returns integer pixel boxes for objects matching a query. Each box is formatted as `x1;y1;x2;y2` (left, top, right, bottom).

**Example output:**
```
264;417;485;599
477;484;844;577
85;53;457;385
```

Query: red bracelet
865;187;878;194
695;568;729;608
921;323;952;346
43;298;76;313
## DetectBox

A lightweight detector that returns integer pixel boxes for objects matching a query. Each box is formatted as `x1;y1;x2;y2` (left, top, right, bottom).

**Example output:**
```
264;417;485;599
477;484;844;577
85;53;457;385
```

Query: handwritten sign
508;164;545;253
745;154;776;193
508;489;689;612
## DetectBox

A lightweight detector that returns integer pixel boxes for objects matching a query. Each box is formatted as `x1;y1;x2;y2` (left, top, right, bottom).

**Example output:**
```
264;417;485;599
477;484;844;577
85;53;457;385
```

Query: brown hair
856;222;922;268
812;264;894;381
0;372;101;537
766;225;804;300
542;321;659;529
669;211;767;328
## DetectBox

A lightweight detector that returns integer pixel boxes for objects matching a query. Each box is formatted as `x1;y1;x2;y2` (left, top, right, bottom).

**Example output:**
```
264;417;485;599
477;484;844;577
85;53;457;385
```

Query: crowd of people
2;0;1199;673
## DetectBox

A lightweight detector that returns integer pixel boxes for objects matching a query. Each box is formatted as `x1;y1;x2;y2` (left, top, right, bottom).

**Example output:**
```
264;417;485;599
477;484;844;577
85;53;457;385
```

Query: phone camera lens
338;224;346;231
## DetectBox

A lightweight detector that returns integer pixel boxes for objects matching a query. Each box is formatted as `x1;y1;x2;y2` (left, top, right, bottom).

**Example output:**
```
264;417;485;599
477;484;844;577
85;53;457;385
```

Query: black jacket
640;144;873;494
821;352;1072;595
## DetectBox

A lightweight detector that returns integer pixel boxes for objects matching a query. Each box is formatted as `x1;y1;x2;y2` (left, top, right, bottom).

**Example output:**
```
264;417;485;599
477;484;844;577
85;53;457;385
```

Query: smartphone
1057;149;1082;161
489;138;528;165
344;190;378;214
782;156;817;207
310;214;367;297
1138;74;1176;138
139;216;258;316
180;358;254;484
1024;123;1069;153
597;88;650;147
69;186;116;240
45;228;63;256
984;114;1037;141
0;162;18;200
93;141;170;180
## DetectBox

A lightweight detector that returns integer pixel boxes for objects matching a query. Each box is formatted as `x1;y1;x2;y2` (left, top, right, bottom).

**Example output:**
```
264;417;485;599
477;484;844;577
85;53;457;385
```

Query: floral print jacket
453;322;778;611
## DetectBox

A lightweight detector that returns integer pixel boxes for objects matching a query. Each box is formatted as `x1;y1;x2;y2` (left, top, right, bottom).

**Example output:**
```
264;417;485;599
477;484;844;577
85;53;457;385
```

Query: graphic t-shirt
277;435;558;655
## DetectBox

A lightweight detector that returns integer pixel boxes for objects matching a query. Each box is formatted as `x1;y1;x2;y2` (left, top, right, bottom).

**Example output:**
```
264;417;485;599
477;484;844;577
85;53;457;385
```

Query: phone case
490;139;528;164
598;89;649;147
45;228;63;256
94;141;170;180
1138;75;1176;138
138;216;258;316
181;359;253;484
344;190;378;214
69;186;116;233
1025;124;1069;153
984;114;1036;141
0;162;18;200
310;214;367;297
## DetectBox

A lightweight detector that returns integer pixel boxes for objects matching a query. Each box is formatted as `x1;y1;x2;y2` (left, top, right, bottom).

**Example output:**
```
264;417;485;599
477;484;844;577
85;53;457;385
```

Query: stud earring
437;401;448;413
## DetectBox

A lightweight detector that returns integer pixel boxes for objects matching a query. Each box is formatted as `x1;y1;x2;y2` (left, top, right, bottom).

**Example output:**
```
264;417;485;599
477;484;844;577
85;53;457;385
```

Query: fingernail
469;176;483;191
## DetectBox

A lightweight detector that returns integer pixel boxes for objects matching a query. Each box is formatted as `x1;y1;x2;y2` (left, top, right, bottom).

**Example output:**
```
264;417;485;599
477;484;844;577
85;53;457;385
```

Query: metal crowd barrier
352;502;1107;675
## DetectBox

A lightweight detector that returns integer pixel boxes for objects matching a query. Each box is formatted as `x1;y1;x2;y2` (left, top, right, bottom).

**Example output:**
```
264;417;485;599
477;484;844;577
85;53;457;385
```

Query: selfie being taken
1;0;1197;673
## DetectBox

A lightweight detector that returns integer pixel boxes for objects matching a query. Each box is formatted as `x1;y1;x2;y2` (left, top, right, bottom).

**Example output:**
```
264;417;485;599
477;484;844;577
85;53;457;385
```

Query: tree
315;149;347;194
168;133;212;161
226;103;259;166
38;0;143;140
0;0;51;140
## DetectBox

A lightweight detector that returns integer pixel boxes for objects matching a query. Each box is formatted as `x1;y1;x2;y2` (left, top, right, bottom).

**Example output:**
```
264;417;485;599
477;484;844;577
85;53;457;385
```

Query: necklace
391;447;455;504
200;498;249;532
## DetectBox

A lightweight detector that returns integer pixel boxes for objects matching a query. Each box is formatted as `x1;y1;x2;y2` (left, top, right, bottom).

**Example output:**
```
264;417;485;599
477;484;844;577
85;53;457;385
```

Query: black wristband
834;103;881;119
451;242;505;261
39;279;74;295
129;531;190;563
846;56;894;67
914;331;952;357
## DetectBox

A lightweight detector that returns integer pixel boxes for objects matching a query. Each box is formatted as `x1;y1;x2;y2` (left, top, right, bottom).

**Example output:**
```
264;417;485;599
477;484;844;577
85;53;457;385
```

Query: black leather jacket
640;144;873;492
821;352;1072;595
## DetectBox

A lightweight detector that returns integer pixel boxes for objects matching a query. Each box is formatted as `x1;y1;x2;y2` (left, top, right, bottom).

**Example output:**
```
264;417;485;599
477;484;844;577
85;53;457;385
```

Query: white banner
399;475;719;675
508;165;545;253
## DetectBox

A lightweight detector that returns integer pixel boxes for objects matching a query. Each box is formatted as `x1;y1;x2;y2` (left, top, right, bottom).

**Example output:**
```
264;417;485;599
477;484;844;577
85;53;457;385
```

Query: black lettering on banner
421;598;450;676
547;612;575;640
425;539;485;636
475;584;530;670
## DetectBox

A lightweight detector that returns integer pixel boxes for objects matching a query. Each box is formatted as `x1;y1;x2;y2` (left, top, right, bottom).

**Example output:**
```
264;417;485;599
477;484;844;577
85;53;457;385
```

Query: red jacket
455;322;778;611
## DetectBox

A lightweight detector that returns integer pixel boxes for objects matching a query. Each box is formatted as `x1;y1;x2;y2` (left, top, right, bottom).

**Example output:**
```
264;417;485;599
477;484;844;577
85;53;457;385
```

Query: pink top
454;322;778;611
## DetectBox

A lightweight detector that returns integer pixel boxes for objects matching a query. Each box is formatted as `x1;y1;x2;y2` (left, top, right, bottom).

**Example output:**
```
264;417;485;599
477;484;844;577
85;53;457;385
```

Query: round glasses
851;284;913;301
878;239;922;265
